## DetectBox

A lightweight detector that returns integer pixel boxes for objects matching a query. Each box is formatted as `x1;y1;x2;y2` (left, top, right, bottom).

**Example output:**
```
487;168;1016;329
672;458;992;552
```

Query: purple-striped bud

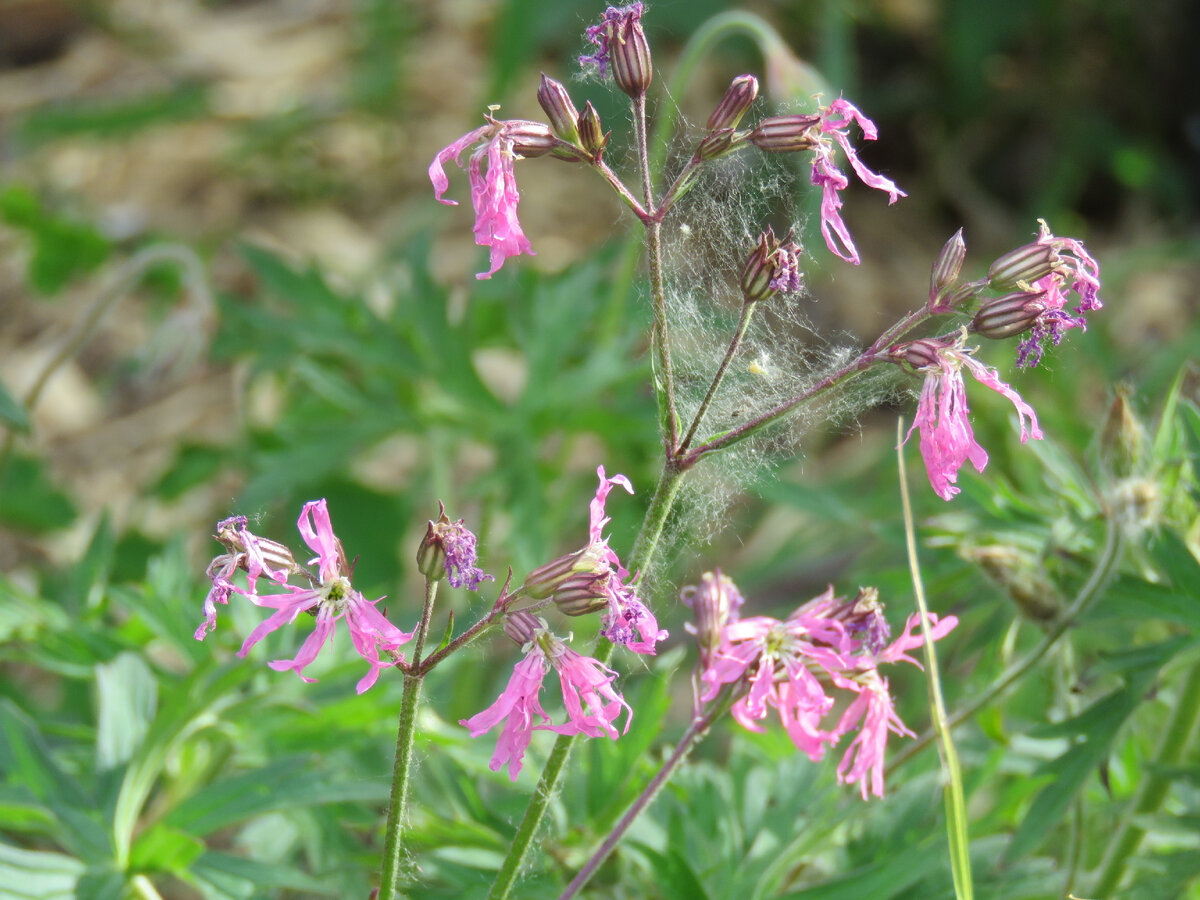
748;114;820;153
970;290;1047;339
694;128;738;162
890;338;944;370
929;228;967;310
707;74;759;131
577;101;608;158
551;573;610;616
740;228;804;303
538;74;581;145
214;516;298;577
503;610;543;645
987;240;1056;288
505;120;559;159
681;569;744;668
580;3;652;98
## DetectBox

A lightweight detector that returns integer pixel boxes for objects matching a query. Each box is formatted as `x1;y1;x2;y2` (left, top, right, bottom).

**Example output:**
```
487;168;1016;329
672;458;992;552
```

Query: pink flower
809;98;906;265
1017;222;1103;368
461;613;631;781
832;676;913;800
685;574;958;798
900;335;1043;501
430;118;550;280
232;500;413;693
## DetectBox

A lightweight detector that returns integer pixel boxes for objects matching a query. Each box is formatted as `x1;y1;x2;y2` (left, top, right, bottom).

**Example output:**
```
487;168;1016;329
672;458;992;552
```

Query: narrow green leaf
0;381;30;432
0;842;84;900
128;823;205;875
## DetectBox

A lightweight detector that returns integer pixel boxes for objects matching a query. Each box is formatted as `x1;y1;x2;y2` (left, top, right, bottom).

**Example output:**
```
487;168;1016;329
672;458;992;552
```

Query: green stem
557;699;730;900
887;520;1124;775
377;579;438;900
486;462;689;899
679;301;755;453
1092;655;1200;896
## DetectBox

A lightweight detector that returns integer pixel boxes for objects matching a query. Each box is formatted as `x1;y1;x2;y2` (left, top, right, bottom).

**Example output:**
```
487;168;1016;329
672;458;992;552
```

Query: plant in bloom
460;611;632;781
1017;223;1103;368
198;500;414;694
692;578;957;798
893;333;1043;501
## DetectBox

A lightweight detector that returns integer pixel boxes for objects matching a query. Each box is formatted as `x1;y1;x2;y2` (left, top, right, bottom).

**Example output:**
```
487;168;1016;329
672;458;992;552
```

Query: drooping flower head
207;500;413;694
460;611;632;781
579;3;652;97
416;503;493;590
524;466;668;655
895;333;1043;501
430;117;564;280
196;515;297;640
688;573;957;798
809;99;906;265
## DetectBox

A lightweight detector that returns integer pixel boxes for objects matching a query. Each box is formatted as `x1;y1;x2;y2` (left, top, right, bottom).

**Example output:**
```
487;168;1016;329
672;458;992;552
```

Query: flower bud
1099;384;1148;479
681;569;744;667
748;114;820;153
503;610;543;646
608;8;653;98
694;128;738;162
577;101;608;158
890;338;944;370
987;241;1056;288
969;291;1046;339
740;228;804;303
416;507;451;581
506;120;559;159
537;74;581;145
962;544;1061;623
707;74;758;131
929;228;966;310
523;550;585;600
551;573;610;616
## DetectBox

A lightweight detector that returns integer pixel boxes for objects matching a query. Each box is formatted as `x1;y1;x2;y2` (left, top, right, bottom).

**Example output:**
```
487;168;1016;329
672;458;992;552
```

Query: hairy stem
1092;655;1200;896
377;579;438;900
679;301;756;453
417;582;521;675
633;92;679;454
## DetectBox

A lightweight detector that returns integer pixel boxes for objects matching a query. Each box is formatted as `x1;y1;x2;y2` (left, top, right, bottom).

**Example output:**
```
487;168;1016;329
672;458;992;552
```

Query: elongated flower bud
577;101;608;157
681;569;744;667
694;128;739;162
970;291;1046;339
748;114;820;153
1099;384;1147;479
506;120;559;159
707;74;759;131
890;337;943;370
551;573;610;616
929;229;966;310
537;74;581;145
580;3;652;98
987;241;1056;287
503;610;542;646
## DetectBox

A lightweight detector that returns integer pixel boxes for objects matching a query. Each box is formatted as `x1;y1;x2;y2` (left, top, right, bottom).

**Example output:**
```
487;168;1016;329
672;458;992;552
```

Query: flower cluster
197;500;415;694
524;466;667;654
461;611;632;781
689;576;957;799
893;333;1043;501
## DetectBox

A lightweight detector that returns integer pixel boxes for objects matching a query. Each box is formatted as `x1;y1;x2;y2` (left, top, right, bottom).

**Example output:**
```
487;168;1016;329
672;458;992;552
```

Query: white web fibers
653;118;902;561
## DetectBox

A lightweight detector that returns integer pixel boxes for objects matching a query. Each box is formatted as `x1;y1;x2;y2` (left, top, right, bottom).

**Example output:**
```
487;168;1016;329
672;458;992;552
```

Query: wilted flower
895;333;1043;501
196;515;297;640
460;612;631;781
579;3;652;97
808;99;906;265
430;117;559;279
416;503;492;590
224;500;413;694
1017;221;1102;367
